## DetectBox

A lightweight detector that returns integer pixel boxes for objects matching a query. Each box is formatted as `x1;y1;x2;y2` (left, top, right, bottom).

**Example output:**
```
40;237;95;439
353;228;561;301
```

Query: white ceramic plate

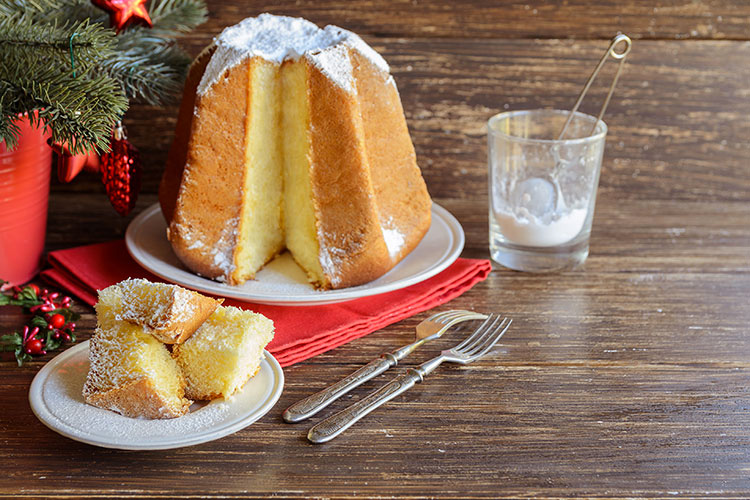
125;203;465;305
29;341;284;450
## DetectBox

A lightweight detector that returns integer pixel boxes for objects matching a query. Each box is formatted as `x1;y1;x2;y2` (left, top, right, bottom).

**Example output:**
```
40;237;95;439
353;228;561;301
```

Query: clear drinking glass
488;109;607;272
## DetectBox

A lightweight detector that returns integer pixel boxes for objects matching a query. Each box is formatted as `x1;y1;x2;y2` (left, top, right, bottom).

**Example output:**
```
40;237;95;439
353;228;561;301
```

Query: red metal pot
0;116;52;285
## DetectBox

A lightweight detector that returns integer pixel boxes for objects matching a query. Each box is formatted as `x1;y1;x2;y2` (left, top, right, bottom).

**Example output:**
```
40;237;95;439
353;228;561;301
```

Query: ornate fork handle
283;354;398;423
308;369;423;444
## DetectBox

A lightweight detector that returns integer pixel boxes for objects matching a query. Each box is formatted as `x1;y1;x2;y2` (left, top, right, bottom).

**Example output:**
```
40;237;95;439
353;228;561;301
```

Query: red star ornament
91;0;153;32
48;140;101;183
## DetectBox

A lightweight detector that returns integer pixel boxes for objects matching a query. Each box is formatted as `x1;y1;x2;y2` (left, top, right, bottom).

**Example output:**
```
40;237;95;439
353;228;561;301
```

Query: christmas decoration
100;123;142;215
0;280;80;366
50;140;101;183
0;0;206;213
92;0;153;32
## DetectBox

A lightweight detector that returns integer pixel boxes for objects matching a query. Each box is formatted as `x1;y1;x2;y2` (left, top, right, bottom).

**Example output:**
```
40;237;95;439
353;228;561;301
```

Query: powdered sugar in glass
488;109;607;272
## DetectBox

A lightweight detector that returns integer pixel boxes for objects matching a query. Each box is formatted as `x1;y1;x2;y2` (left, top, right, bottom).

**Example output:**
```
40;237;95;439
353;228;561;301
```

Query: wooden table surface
3;1;750;498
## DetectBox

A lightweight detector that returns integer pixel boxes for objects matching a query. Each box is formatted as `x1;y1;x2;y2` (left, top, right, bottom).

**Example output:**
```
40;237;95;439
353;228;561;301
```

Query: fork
282;310;487;423
307;314;511;443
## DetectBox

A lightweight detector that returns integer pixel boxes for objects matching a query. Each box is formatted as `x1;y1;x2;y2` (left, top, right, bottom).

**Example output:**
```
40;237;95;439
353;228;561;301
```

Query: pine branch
0;18;118;76
0;95;23;148
0;67;128;153
148;0;207;36
31;0;207;38
101;42;190;105
0;0;206;149
34;0;108;27
0;0;60;19
0;16;127;150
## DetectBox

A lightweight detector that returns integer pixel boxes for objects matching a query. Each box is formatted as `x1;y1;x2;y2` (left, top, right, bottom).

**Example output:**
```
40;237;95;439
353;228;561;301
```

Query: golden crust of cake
159;44;215;225
97;278;222;344
351;50;432;264
84;377;190;419
304;58;394;289
166;59;252;283
116;278;223;344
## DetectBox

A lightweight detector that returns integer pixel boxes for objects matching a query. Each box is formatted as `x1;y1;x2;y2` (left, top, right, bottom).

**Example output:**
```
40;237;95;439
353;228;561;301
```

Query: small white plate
29;341;284;450
126;203;465;305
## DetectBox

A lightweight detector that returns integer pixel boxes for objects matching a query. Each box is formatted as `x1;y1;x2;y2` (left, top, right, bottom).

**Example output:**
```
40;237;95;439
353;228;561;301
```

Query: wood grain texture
3;2;750;498
164;1;750;40
67;39;750;227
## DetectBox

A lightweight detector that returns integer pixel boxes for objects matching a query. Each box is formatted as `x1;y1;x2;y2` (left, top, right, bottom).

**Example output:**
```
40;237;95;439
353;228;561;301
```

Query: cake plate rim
125;202;465;306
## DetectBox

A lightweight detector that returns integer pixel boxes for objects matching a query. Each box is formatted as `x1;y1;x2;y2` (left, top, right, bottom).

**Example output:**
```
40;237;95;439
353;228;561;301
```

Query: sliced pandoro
172;305;274;400
84;282;193;418
83;323;192;419
105;278;222;344
163;15;432;290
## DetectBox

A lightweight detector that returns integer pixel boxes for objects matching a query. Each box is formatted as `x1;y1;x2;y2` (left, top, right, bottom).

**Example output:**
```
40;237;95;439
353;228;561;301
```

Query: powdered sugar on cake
117;278;198;328
306;44;355;92
198;13;391;96
380;216;406;260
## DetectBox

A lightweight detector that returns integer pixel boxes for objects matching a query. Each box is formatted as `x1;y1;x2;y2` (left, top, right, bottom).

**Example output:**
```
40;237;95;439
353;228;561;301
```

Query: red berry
49;314;65;329
28;284;40;296
25;339;43;355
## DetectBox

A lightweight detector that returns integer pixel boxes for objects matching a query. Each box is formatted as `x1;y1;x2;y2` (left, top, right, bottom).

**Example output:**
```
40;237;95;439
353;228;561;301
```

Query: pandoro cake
159;13;432;289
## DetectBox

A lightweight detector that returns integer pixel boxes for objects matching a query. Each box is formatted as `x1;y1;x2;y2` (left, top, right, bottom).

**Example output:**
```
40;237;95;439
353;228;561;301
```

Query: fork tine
465;318;512;359
460;315;505;353
426;310;453;322
439;310;479;324
425;311;459;325
428;310;480;324
452;314;497;350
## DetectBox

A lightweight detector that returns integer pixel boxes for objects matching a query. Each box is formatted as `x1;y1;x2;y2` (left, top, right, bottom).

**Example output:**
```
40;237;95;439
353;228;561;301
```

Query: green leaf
0;333;23;347
14;346;30;367
45;337;61;351
30;315;47;328
19;286;37;301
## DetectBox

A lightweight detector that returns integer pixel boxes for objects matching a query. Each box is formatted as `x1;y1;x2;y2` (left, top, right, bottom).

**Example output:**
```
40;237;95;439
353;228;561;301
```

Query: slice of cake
116;278;222;344
95;278;221;344
82;324;192;419
172;305;274;400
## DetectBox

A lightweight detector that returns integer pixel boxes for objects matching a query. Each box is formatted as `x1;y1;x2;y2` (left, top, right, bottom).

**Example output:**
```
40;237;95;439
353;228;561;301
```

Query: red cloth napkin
41;240;491;367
